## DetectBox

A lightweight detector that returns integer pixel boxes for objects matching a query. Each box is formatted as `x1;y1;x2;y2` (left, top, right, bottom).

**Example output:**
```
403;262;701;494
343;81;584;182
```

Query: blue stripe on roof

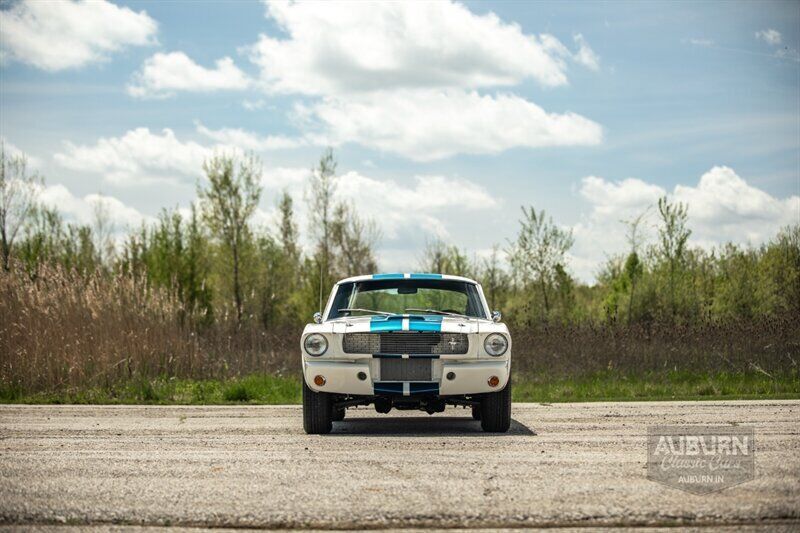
409;273;443;279
372;273;405;280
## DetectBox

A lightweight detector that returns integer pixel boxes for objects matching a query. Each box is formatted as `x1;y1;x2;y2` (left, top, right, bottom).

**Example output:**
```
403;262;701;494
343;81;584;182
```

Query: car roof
336;273;479;285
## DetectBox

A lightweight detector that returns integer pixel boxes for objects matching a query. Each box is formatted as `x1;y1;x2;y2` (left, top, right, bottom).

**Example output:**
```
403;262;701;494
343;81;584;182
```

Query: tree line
2;143;798;331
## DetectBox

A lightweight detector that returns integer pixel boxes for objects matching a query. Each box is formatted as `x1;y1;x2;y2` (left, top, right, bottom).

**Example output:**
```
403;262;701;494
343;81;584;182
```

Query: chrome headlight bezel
483;333;508;357
304;333;328;356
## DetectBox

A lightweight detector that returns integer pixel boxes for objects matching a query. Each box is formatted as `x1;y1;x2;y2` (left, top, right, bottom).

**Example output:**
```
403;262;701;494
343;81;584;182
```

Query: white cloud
297;89;602;161
195;122;304;151
255;167;499;251
756;29;782;46
335;171;498;239
570;167;800;282
39;184;150;228
579;175;664;217
128;52;250;98
54;128;212;185
573;34;600;71
260;167;310;190
53;126;308;187
687;38;714;47
0;0;157;71
247;0;596;95
673;166;799;246
242;99;268;111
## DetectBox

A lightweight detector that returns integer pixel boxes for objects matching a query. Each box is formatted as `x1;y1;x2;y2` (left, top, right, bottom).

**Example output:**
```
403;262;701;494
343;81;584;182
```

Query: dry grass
0;265;297;397
2;265;798;398
510;316;800;378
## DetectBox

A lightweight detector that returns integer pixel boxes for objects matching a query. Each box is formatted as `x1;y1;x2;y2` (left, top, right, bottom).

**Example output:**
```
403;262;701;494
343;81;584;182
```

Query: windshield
327;279;487;320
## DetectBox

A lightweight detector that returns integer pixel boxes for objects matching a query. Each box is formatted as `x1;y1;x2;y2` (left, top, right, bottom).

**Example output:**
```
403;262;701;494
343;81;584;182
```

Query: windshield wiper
339;308;395;316
405;308;471;319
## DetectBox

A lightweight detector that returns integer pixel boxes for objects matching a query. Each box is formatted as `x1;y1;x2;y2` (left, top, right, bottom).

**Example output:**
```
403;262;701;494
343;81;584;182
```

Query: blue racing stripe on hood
369;316;403;331
408;315;442;332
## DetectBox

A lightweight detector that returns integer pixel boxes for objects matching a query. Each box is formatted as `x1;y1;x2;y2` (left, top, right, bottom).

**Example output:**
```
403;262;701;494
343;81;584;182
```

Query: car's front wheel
303;379;333;434
480;377;511;433
471;405;481;420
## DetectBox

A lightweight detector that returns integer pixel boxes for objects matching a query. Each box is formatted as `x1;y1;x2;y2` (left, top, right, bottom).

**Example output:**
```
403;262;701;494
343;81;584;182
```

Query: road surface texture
1;401;798;530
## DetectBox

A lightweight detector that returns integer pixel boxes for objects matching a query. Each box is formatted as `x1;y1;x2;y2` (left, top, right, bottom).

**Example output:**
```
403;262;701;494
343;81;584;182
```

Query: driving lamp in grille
483;333;508;356
304;334;328;356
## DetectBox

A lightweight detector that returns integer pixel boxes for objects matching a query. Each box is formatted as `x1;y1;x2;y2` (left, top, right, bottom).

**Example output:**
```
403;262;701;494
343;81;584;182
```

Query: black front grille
380;358;432;381
343;332;468;354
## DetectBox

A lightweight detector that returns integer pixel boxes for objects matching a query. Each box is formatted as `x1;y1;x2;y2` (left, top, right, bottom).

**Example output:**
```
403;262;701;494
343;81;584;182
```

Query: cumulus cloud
128;52;250;98
195;122;304;151
39;184;151;228
570;166;800;282
260;167;310;190
673;166;799;246
756;29;782;46
0;0;157;71
54;128;213;185
247;0;597;95
297;89;602;161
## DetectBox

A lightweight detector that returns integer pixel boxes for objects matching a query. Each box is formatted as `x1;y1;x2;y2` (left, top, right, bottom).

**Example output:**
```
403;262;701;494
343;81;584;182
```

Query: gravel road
1;401;798;529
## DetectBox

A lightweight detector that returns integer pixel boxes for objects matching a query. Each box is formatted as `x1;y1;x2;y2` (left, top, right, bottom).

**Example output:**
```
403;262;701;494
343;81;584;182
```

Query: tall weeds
0;265;296;396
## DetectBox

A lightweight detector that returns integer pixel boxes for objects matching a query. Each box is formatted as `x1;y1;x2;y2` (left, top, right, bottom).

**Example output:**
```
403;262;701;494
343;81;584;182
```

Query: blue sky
1;0;798;281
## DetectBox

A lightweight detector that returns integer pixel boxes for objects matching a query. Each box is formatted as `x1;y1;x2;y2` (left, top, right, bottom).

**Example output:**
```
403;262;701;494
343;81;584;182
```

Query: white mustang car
301;273;511;434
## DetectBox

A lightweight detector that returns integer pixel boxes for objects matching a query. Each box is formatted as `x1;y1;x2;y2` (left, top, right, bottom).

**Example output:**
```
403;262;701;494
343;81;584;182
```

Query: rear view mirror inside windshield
397;286;418;294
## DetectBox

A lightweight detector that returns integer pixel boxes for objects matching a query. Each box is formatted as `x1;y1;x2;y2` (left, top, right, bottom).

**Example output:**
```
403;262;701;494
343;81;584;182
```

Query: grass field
2;370;797;405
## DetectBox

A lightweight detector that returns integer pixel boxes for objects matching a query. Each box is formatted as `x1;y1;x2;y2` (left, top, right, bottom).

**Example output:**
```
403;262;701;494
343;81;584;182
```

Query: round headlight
484;333;508;357
304;334;328;356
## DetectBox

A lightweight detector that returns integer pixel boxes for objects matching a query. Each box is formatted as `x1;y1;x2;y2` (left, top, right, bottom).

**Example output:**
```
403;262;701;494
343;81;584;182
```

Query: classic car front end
301;273;511;434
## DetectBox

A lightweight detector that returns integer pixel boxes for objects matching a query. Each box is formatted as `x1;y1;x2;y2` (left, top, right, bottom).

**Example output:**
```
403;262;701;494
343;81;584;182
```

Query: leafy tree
198;153;262;323
0;143;41;271
278;190;299;265
508;207;574;320
331;202;380;277
656;197;691;319
307;149;338;312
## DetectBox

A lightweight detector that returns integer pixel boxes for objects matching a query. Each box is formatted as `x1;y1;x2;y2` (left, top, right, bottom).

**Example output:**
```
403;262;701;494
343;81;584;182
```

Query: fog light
314;375;326;386
446;372;456;381
357;371;367;381
488;375;500;387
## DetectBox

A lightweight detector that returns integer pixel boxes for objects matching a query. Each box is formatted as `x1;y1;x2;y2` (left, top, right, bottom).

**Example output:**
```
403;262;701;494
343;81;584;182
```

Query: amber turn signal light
488;375;500;387
314;375;326;386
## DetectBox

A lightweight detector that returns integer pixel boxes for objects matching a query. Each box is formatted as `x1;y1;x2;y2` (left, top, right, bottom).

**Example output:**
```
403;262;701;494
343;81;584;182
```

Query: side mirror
313;312;322;324
491;310;502;323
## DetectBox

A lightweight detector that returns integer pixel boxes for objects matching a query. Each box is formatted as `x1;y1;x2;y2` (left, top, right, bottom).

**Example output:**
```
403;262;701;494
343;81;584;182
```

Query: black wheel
303;379;333;434
480;377;511;433
332;407;345;422
471;405;481;420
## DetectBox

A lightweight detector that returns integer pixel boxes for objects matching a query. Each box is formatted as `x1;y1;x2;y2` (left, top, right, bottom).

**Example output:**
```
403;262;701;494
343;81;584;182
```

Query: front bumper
303;358;510;396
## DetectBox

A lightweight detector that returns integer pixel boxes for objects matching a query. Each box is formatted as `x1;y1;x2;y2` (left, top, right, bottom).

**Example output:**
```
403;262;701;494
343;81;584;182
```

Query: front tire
471;405;481;420
303;379;333;434
480;378;511;433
